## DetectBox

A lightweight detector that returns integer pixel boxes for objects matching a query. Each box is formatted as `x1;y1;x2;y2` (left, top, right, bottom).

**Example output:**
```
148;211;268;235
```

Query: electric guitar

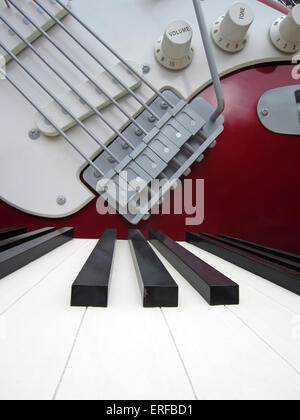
0;0;299;254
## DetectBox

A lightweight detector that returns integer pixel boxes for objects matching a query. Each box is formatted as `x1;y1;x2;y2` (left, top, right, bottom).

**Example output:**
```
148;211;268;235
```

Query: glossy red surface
257;0;289;14
1;63;299;254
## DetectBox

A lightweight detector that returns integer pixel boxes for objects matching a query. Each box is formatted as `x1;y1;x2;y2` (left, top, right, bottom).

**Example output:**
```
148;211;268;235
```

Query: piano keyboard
0;228;300;399
187;233;300;296
71;229;117;308
129;229;179;308
0;227;55;252
0;227;74;280
149;230;239;306
0;227;27;240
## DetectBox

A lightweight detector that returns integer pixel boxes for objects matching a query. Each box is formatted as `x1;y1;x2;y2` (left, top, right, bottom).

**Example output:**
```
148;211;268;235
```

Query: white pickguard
0;0;294;218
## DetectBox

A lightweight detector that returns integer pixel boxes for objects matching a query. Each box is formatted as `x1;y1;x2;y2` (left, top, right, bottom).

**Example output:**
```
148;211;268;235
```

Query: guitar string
34;0;163;120
54;0;224;124
0;15;137;157
1;5;143;150
6;0;149;136
0;1;184;182
0;37;123;163
8;0;161;121
0;66;105;176
54;0;175;110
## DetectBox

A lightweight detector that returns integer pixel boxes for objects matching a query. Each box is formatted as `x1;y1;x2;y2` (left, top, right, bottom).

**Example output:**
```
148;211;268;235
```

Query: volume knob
270;4;300;53
155;20;194;70
212;2;254;52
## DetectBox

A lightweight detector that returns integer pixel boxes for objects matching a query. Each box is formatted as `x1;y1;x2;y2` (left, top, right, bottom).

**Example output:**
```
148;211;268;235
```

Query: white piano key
55;240;195;400
182;242;300;315
0;239;97;400
1;238;300;400
151;242;300;400
0;238;90;314
181;243;300;374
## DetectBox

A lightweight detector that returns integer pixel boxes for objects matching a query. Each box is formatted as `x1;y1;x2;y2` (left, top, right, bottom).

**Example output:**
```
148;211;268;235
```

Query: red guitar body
1;60;299;253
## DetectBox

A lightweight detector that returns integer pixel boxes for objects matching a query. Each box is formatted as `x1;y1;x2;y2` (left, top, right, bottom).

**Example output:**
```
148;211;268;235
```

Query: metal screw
196;154;204;163
121;141;130;150
142;64;151;74
161;101;169;110
94;170;101;179
57;196;66;206
135;128;143;137
261;108;269;117
108;156;116;164
28;128;40;140
148;115;156;123
209;140;217;149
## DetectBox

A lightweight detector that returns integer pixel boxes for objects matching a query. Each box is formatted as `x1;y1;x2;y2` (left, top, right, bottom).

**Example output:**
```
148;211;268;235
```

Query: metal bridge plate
82;89;224;225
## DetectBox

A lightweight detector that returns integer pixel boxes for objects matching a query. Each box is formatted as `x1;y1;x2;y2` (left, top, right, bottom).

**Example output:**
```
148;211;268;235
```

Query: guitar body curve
0;0;299;253
1;61;300;253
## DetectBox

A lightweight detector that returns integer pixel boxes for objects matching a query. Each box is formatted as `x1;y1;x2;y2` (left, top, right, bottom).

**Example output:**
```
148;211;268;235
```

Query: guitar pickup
35;61;142;136
0;0;68;64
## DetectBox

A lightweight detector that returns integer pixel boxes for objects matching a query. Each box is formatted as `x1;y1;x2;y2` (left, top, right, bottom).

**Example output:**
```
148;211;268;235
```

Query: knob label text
168;26;191;37
239;8;246;20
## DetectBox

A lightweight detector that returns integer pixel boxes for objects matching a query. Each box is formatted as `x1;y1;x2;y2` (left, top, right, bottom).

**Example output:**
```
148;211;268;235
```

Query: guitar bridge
83;90;224;225
0;0;225;224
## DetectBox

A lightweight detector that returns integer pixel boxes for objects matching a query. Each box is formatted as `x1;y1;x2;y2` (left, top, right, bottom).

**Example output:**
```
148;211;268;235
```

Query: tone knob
270;4;300;53
155;20;194;70
212;2;254;52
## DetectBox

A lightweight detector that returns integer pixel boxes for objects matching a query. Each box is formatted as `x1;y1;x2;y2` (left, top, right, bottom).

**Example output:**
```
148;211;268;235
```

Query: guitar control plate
258;85;300;135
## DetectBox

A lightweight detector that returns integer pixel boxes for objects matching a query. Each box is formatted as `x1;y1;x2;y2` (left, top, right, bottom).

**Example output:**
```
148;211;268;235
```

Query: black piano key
0;227;56;253
149;231;239;306
201;233;300;273
129;230;178;308
219;234;300;265
71;229;117;308
187;233;300;296
0;228;74;280
0;227;27;241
